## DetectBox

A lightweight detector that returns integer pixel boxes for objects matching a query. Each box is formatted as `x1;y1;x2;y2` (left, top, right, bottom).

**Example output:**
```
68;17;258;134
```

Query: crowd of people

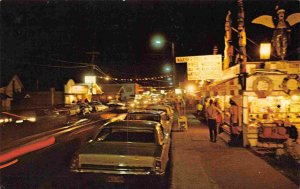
194;97;240;143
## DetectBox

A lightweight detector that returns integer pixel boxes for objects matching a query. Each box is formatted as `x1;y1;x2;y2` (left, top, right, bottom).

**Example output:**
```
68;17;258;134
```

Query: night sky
1;0;299;90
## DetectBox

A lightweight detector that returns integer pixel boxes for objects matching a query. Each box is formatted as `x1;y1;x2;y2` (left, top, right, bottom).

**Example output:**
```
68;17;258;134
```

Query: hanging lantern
260;43;271;60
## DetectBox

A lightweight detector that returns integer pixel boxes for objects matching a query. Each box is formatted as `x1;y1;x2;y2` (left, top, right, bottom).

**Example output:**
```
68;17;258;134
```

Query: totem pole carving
224;11;233;70
237;0;247;74
252;6;300;60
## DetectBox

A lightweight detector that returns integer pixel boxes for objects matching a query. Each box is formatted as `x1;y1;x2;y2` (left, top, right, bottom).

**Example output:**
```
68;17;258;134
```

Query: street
1;111;298;189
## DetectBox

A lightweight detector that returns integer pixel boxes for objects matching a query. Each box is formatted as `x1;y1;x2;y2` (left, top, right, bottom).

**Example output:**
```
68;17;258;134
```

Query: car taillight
70;155;79;169
155;159;162;170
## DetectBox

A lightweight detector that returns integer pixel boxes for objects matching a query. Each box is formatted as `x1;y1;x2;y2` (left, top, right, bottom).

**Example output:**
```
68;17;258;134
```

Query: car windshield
126;114;160;122
96;128;155;143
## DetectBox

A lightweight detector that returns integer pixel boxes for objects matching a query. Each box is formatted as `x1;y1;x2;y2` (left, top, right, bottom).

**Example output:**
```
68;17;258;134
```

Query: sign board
176;55;222;80
71;85;89;94
84;76;96;84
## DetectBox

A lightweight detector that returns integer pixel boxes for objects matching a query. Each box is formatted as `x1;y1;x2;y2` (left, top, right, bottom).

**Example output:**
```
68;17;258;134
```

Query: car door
156;126;170;170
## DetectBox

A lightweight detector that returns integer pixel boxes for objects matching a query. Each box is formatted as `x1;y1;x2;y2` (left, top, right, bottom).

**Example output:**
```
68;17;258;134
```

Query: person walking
214;99;223;134
206;99;219;142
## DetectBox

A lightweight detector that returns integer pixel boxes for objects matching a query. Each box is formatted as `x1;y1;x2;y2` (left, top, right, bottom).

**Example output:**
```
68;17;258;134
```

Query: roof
100;84;124;94
102;120;160;130
0;74;23;88
128;109;165;115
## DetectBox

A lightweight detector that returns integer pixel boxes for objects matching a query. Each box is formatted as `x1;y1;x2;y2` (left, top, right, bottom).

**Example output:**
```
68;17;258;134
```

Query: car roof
147;105;170;110
127;109;165;115
102;120;161;130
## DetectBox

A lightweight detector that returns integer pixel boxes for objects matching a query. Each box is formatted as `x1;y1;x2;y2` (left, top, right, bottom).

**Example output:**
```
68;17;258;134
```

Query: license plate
106;175;124;183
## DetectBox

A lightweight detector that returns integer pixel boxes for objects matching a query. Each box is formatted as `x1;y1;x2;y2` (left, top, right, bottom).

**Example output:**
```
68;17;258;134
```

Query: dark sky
1;0;299;90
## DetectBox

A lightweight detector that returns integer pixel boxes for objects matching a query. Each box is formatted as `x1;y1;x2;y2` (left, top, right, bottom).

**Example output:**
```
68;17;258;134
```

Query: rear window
96;128;155;143
126;114;160;122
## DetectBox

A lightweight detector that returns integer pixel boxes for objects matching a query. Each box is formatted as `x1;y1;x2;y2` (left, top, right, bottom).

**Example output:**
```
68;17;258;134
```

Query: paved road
0;109;123;151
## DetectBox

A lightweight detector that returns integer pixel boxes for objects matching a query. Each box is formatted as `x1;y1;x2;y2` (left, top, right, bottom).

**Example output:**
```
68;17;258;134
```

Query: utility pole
86;51;99;101
171;42;176;89
237;0;249;147
86;51;100;65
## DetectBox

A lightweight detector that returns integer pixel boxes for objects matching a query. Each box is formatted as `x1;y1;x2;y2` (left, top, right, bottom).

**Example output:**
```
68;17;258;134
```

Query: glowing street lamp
150;34;176;88
151;34;166;49
163;64;172;73
186;85;195;93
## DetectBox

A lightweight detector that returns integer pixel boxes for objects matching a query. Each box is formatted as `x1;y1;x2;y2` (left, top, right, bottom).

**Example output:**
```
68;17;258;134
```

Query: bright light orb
187;85;195;93
151;34;166;49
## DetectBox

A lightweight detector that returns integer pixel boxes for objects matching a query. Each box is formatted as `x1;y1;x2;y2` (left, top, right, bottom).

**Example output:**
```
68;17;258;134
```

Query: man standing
206;99;219;142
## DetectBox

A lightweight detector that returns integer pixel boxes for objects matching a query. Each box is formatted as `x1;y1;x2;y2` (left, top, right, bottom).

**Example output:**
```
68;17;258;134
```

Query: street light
150;34;176;89
163;64;172;73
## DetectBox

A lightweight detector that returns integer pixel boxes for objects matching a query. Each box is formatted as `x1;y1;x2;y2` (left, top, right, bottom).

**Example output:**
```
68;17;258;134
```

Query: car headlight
16;119;24;124
27;117;36;122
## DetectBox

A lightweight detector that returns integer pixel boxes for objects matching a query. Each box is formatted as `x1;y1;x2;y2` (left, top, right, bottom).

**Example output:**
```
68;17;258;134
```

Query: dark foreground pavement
170;113;298;189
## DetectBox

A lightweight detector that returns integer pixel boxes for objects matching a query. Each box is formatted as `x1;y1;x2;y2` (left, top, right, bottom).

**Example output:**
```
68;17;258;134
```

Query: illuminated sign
177;55;222;80
71;85;89;94
84;76;96;84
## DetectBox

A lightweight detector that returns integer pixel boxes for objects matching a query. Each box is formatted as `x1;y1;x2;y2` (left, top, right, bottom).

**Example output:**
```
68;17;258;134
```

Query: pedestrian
229;99;240;145
205;99;219;142
196;100;203;116
214;99;223;133
229;99;238;127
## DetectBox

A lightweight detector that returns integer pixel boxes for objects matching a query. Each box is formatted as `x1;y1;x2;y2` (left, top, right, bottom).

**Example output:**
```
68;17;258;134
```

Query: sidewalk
170;113;298;189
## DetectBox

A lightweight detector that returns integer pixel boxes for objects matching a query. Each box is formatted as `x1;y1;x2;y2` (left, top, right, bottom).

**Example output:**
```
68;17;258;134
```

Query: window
96;128;155;143
126;114;160;122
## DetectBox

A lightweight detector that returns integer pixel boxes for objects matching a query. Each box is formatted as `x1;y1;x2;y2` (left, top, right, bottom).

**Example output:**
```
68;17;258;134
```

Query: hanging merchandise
253;76;274;98
281;74;300;95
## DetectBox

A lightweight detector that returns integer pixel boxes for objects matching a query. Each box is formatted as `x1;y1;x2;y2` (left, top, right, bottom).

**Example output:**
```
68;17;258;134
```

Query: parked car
70;120;171;186
107;100;125;107
89;101;109;112
146;105;174;126
66;104;81;116
78;103;92;115
125;109;172;135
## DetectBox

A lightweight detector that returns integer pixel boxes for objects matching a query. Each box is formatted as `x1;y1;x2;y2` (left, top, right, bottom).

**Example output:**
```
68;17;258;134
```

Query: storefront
204;61;300;149
243;62;300;148
64;79;103;104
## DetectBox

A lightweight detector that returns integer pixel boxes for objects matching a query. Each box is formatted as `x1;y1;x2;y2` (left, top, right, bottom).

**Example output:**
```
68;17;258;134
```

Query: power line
50;58;91;66
32;64;90;69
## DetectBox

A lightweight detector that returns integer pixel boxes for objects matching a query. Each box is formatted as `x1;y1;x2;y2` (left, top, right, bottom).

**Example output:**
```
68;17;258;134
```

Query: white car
70;120;171;186
90;101;109;112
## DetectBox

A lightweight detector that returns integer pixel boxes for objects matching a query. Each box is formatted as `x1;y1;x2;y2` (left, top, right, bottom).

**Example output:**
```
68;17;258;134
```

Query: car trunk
78;142;161;171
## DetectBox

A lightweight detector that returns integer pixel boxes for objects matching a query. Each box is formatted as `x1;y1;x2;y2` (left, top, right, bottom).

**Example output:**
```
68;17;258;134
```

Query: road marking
0;159;18;169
